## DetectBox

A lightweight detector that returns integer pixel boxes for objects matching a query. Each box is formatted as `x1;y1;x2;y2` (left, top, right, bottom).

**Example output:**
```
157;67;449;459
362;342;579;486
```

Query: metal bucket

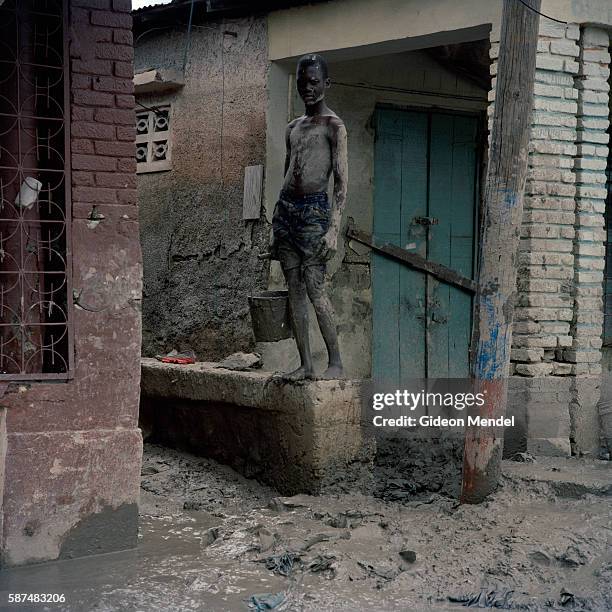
248;290;293;342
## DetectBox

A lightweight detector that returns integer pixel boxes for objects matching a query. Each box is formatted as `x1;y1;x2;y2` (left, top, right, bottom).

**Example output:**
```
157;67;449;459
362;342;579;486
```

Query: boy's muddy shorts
272;190;330;273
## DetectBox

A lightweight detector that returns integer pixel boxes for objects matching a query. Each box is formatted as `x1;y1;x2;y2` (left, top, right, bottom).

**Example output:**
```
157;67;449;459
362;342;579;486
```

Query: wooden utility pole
461;0;541;504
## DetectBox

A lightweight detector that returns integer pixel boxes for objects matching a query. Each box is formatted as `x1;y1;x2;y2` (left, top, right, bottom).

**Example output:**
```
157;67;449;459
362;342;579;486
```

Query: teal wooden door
372;108;478;385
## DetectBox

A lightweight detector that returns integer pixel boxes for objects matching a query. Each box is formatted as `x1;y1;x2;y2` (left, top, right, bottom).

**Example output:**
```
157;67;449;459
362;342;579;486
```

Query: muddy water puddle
0;511;292;611
0;444;610;611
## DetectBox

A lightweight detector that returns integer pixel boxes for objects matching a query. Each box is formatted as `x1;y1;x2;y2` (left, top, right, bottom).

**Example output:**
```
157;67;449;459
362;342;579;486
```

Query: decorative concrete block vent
140;359;371;494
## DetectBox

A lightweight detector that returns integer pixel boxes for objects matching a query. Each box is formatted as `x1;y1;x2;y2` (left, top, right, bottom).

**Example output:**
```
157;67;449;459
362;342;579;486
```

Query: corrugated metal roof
132;0;175;14
133;0;331;17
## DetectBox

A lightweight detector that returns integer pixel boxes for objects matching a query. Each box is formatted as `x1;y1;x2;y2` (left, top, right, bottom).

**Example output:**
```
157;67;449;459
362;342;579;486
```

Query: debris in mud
269;495;313;511
382;477;418;500
529;550;552;566
135;444;612;611
257;552;301;577
300;530;351;551
215;351;263;371
399;549;417;563
247;592;286;611
556;545;588;568
256;527;275;552
448;588;529;608
357;560;402;582
559;588;575;606
308;554;336;574
323;513;348;528
202;527;219;546
314;509;373;529
510;452;536;463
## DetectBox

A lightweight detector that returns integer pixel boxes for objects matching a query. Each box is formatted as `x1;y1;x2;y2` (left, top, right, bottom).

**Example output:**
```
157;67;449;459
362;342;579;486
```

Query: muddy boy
270;54;348;381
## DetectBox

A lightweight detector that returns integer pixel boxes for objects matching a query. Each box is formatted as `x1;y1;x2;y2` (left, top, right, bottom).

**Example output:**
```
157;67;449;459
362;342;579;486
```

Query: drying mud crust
2;444;608;610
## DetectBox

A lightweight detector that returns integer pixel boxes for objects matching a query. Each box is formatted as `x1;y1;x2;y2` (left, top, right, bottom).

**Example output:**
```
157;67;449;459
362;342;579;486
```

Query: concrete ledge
140;359;370;494
134;69;184;95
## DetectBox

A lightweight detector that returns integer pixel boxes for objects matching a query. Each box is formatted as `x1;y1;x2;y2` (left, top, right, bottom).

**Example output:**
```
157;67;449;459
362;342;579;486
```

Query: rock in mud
215;352;262;371
399;550;417;563
257;528;275;553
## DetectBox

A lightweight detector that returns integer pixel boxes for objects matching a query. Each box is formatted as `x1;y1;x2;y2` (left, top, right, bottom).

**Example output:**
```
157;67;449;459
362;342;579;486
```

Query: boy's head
296;54;330;106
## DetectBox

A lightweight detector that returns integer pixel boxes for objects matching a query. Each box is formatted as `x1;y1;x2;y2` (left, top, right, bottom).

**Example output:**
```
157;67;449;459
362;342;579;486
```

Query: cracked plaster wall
0;0;142;567
135;17;270;360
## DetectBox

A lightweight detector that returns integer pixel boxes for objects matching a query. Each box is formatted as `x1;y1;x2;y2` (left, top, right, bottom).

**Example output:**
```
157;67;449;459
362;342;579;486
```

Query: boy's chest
291;122;329;151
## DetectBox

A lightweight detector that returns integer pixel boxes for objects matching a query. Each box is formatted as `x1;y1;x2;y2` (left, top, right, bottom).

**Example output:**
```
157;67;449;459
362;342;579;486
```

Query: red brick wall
0;0;142;566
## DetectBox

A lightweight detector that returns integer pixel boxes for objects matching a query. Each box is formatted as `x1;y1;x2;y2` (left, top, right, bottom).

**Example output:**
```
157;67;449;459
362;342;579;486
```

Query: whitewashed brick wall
571;26;610;377
515;21;579;376
489;22;610;379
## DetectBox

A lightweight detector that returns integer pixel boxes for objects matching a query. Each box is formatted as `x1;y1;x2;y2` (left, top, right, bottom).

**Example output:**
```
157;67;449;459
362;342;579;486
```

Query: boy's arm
318;117;348;260
284;122;293;176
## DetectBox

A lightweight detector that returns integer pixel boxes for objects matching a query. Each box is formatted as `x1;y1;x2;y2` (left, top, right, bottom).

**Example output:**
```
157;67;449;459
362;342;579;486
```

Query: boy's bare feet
321;363;344;380
281;365;315;382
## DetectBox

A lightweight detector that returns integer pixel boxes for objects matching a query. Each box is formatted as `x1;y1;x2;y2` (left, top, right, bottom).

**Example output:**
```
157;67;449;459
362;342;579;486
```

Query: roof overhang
133;0;332;30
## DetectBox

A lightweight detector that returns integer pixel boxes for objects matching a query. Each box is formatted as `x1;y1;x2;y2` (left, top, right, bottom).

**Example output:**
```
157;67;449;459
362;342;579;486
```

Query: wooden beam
460;0;541;504
346;226;477;294
243;165;264;220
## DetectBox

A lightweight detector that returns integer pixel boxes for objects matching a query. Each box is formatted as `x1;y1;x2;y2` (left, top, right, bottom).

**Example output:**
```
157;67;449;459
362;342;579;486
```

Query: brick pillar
1;0;141;567
569;26;610;453
515;21;580;377
490;22;583;456
492;21;611;457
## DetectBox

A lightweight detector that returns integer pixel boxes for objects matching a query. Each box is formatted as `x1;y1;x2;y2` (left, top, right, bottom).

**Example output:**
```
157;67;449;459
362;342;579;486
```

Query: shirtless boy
270;53;348;381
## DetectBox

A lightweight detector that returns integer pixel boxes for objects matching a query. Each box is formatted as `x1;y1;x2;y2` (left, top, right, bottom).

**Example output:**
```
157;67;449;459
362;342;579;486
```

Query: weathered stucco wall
1;0;142;567
261;50;488;377
135;17;270;360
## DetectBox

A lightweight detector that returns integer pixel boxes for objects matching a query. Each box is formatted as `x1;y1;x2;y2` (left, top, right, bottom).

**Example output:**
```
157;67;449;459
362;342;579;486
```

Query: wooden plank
372;109;403;387
461;0;541;504
428;114;478;378
400;111;428;380
347;226;477;294
448;115;478;378
243;165;264;220
428;113;454;378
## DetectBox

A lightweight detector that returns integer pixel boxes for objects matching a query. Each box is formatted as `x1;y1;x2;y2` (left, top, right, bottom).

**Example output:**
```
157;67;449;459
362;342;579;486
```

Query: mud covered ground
1;443;610;611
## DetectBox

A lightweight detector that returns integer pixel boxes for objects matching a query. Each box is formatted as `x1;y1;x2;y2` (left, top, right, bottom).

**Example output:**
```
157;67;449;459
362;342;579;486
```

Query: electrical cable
182;0;196;73
135;26;174;45
333;81;486;102
136;100;165;116
516;0;567;25
135;22;217;46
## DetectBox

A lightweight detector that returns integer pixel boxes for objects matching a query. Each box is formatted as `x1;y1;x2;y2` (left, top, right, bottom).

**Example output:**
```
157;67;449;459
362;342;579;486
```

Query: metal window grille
135;106;171;173
0;0;73;380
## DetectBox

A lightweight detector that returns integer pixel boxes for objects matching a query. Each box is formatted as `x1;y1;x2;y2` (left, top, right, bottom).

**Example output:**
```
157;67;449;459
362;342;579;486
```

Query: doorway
372;107;479;384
